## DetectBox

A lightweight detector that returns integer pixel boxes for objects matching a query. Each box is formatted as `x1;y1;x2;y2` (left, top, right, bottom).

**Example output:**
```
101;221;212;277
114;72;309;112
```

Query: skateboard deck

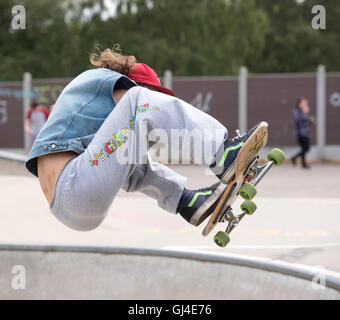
202;122;269;237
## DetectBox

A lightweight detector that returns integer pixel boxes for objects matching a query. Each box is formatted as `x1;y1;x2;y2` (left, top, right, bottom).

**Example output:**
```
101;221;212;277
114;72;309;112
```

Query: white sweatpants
50;86;227;231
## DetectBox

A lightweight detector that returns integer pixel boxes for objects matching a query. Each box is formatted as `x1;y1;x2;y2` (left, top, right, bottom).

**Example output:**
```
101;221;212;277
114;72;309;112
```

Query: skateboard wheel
214;231;230;248
267;148;286;166
240;200;257;215
239;182;257;200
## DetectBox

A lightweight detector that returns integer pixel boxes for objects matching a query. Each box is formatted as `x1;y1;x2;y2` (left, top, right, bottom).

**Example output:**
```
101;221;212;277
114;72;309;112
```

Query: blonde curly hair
90;44;136;76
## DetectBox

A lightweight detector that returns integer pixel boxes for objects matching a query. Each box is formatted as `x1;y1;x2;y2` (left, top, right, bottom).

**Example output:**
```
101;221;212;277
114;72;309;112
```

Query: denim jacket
26;68;136;177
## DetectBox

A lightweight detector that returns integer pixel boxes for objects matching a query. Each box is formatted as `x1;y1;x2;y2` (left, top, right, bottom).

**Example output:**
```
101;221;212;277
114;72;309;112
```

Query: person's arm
113;89;128;104
293;109;301;132
24;109;33;135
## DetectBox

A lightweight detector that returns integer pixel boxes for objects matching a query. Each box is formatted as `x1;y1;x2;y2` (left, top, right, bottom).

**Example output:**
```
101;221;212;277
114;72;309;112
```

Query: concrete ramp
0;245;339;299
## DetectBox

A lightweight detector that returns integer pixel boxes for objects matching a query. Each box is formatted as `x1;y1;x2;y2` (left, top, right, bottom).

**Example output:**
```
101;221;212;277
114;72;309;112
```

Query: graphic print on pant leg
137;103;160;113
90;148;105;166
90;125;131;167
89;104;160;167
105;139;118;155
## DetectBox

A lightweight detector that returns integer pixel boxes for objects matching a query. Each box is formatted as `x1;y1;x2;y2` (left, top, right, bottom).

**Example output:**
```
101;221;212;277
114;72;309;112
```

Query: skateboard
202;122;285;247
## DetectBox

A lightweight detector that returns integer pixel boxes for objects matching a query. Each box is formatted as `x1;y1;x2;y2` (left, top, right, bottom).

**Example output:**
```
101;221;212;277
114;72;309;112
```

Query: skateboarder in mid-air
25;46;258;231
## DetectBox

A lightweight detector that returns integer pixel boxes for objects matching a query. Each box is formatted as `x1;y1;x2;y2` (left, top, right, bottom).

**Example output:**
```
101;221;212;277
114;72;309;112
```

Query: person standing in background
291;97;315;169
24;102;50;152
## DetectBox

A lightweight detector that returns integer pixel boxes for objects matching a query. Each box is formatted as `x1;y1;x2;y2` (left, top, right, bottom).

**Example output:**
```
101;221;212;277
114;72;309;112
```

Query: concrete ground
0;157;340;273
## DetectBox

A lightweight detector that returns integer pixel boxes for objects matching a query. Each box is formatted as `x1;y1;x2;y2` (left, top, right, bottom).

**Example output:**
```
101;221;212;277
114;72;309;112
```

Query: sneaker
210;122;266;183
177;182;226;226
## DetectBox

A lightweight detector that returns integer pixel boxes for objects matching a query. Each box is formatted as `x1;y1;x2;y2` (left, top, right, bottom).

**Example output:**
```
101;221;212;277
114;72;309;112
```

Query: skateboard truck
214;148;286;248
222;160;273;230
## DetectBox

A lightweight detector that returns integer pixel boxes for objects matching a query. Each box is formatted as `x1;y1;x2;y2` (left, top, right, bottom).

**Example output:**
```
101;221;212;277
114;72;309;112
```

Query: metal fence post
23;72;32;152
163;70;173;90
238;66;248;133
316;65;326;160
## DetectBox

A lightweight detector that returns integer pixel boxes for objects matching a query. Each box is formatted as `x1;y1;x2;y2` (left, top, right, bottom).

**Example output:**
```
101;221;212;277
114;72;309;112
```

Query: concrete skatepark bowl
0;245;339;299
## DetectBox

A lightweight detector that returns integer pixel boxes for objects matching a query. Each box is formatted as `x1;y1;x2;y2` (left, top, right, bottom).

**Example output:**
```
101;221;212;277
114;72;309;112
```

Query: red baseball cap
128;63;176;97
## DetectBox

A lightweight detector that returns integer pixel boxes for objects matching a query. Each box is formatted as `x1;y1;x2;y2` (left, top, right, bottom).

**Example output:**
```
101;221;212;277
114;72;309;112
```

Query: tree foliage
0;0;339;80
